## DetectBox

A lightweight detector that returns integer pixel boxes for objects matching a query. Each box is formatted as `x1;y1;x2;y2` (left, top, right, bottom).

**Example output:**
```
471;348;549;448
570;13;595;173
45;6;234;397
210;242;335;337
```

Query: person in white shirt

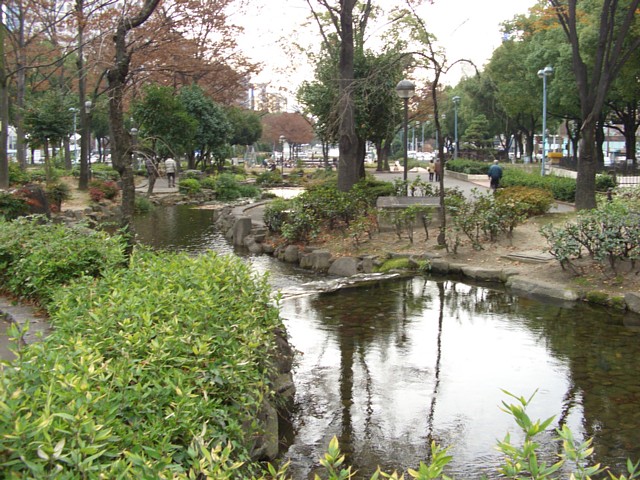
164;157;177;188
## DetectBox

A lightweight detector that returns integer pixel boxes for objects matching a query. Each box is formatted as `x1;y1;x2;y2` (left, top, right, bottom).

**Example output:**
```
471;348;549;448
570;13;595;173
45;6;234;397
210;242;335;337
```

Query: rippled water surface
135;205;640;479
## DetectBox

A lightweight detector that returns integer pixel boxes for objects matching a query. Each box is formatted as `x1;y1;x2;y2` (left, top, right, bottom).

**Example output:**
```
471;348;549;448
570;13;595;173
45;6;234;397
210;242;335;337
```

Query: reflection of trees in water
515;304;640;468
133;205;227;252
425;282;445;452
442;280;520;320
308;276;640;474
310;279;437;467
310;280;434;349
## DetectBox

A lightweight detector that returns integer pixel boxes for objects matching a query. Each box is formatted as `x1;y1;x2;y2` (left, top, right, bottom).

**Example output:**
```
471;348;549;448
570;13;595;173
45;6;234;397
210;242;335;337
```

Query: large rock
328;256;359;277
506;276;580;301
299;249;332;272
625;292;640;314
243;235;263;254
283;245;300;263
231;216;252;246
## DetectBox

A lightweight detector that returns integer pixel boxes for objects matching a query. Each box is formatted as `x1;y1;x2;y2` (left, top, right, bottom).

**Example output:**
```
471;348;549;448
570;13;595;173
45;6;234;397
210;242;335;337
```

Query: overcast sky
233;0;536;107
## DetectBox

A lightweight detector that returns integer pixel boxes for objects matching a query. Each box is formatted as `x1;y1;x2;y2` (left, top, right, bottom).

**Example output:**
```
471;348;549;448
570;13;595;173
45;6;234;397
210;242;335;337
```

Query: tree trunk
106;0;161;253
549;0;640;209
336;0;359;192
16;0;27;170
0;0;9;190
575;121;598;209
595;119;605;167
77;0;90;190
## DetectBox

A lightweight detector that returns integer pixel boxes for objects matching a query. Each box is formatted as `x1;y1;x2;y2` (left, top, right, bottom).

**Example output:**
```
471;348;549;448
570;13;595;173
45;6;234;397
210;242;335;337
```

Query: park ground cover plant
540;192;640;275
0;217;285;477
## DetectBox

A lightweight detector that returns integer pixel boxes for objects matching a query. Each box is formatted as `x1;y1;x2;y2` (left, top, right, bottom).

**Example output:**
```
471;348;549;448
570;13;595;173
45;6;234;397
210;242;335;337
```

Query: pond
134;205;640;479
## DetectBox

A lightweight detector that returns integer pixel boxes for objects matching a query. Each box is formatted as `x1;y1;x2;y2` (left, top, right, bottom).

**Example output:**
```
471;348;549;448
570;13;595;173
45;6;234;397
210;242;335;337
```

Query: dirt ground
309;212;640;299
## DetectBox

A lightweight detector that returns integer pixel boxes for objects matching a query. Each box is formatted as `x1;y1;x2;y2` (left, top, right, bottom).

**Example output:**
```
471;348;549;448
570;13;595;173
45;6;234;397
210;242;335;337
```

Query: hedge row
446;159;616;202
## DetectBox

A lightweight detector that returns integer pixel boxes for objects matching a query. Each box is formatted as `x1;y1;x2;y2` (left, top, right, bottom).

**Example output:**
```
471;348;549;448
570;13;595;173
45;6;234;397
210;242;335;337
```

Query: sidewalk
135;176;179;194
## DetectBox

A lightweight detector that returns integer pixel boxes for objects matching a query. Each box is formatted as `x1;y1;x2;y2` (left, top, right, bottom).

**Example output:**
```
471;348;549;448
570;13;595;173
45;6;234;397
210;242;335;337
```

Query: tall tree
0;0;8;189
308;0;364;192
107;0;161;247
132;84;197;159
548;0;640;209
179;84;231;171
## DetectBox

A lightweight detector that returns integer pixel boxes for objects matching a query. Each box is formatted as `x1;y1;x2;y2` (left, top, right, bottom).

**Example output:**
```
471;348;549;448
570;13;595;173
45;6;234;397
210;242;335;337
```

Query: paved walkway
372;169;575;213
135;176;179;194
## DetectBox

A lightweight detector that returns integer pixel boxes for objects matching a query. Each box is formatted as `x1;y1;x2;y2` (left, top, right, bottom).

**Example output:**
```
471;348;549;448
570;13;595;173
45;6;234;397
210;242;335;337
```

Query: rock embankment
215;201;640;315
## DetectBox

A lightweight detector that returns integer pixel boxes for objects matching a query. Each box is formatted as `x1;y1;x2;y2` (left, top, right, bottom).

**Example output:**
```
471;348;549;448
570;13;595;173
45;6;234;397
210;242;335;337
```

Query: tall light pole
279;135;286;174
395;79;415;190
80;100;92;185
452;96;461;160
130;128;138;170
69;107;78;163
537;66;553;176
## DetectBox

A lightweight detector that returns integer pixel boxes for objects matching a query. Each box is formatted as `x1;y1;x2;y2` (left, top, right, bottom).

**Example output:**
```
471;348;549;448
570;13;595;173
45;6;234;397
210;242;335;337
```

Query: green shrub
446;158;492;175
213;173;260;201
445;189;529;250
0;217;127;304
181;169;203;181
134;195;154;214
596;172;617;191
500;169;577;202
178;178;202;195
0;192;29;220
263;198;291;233
0;247;283;478
199;175;217;190
45;182;71;212
255;170;284;187
8;161;30;184
91;163;120;181
541;202;640;273
27;166;63;183
495;186;555;217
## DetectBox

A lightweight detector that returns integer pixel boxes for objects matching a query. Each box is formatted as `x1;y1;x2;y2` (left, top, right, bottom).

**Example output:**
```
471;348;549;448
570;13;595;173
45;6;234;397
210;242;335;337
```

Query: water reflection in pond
280;278;640;479
134;205;640;479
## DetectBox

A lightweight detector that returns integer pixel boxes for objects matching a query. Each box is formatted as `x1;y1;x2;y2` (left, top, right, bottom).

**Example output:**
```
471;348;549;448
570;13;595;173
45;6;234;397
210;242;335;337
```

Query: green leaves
540;201;640;273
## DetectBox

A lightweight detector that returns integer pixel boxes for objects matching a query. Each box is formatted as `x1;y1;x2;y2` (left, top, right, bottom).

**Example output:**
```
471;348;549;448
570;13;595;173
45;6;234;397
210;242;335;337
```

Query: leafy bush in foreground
0;248;282;478
0;191;29;219
0;216;126;303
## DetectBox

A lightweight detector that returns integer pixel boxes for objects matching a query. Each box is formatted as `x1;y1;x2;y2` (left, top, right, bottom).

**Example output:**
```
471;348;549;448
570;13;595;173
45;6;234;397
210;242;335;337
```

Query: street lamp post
130;128;138;170
395;79;415;191
452;96;461;160
279;135;286;175
81;100;92;184
537;65;553;176
69;107;78;163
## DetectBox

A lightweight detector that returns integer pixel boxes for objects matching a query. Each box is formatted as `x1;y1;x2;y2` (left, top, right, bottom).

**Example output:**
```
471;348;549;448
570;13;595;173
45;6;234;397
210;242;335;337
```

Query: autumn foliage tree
261;112;315;158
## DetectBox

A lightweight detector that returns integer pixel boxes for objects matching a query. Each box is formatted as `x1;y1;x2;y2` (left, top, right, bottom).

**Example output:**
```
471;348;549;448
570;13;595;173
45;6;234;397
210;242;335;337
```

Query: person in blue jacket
488;160;503;192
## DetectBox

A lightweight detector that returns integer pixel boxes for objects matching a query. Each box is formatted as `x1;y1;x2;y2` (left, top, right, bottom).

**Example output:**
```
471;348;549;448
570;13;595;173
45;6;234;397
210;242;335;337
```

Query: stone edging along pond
214;200;640;317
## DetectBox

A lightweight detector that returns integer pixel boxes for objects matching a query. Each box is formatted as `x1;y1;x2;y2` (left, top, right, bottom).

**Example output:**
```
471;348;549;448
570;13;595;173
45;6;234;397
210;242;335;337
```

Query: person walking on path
164;157;177;188
434;159;442;182
145;157;160;194
488;160;503;192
